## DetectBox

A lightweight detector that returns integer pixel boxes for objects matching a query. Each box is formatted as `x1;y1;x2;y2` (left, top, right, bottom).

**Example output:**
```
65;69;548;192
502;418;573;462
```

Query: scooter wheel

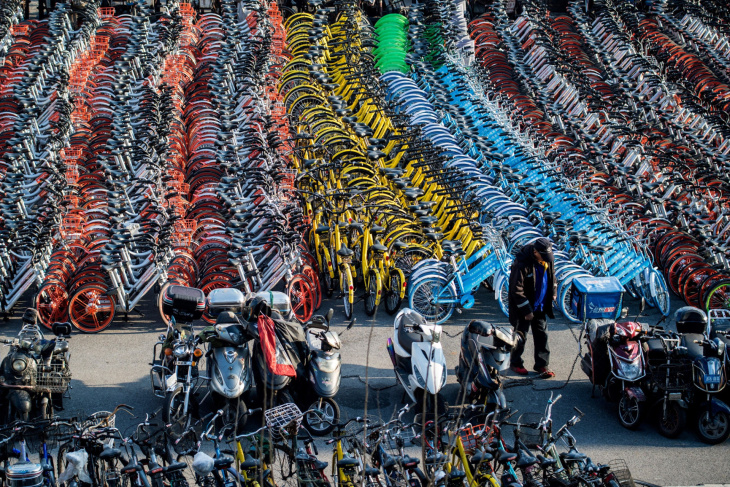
617;392;642;430
695;406;730;444
655;401;685;439
303;397;339;436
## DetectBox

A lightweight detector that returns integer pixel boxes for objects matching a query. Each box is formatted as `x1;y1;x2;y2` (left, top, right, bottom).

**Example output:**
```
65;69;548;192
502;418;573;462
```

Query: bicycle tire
288;275;315;323
703;279;730;311
384;269;403;315
68;284;116;333
408;276;455;324
364;270;379;317
342;267;354;320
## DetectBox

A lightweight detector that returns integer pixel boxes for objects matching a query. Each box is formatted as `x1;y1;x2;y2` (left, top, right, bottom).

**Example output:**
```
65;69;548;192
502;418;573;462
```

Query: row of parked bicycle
0;0;729;345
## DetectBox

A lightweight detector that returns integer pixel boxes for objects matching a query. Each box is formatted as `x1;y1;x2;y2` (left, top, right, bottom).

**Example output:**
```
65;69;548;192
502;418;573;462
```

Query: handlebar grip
574;407;585;417
248;408;262;415
553;394;562;403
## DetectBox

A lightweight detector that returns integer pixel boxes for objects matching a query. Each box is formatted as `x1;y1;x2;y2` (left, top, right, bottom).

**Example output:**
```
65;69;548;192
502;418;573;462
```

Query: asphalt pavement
0;288;728;486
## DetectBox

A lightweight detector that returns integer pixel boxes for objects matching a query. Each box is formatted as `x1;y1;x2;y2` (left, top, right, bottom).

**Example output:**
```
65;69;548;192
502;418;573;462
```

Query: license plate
705;374;721;384
506;0;516;12
177;361;192;366
166;375;177;389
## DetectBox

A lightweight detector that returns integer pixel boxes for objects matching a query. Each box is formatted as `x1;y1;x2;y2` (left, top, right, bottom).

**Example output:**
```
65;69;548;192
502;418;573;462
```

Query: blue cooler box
571;277;625;321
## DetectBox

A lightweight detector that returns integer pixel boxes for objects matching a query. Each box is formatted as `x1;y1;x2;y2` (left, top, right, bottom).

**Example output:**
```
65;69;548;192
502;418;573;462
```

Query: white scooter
386;308;448;414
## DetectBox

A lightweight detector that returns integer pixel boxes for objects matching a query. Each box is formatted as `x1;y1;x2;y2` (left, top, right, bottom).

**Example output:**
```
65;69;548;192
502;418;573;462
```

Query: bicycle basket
513;412;543;449
608;459;635;487
457;424;485;455
264;403;302;442
35;364;71;394
384;425;419;455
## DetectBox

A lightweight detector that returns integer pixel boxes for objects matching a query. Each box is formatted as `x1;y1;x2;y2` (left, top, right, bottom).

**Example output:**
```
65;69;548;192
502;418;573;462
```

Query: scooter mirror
346;318;356;331
640;297;646;313
326;308;334;324
620;307;629;319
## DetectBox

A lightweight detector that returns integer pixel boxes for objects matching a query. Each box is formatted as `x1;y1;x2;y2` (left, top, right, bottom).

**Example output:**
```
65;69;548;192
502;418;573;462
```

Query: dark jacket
508;243;557;325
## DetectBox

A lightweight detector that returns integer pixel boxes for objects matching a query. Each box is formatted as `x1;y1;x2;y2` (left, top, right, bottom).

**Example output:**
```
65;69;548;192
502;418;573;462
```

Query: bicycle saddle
496;450;517;464
513;448;538;468
239;459;261;470
337;457;359;468
99;448;123;461
425;453;446;464
393;240;408;251
337;244;354;257
399;455;419;467
559;449;587;462
214;457;234;469
163;462;187;474
372;241;387;252
349;222;364;231
535;454;557;468
470;450;493;464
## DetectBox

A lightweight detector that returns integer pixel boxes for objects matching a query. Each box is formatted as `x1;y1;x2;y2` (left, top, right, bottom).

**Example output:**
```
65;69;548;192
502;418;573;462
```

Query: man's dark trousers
511;311;549;369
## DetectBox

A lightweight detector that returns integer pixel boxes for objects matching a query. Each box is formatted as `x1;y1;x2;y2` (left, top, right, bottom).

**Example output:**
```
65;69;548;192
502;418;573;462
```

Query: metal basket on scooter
265;403;302;442
34;364;71;394
652;362;692;392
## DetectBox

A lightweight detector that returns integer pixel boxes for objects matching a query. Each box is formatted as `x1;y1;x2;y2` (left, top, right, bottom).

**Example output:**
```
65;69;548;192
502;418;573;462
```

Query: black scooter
455;320;521;413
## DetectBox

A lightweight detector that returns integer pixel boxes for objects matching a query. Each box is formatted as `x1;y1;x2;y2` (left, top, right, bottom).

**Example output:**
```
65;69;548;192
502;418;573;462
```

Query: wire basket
608;459;635;487
652;362;692;391
514;412;543;449
457;424;485;455
35;364;71;394
383;425;419;455
264;403;302;442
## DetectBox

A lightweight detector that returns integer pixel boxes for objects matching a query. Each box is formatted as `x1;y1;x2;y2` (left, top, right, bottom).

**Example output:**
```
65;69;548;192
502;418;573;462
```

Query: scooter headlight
619;360;641;381
173;344;189;358
315;355;339;373
413;367;426;387
12;359;26;372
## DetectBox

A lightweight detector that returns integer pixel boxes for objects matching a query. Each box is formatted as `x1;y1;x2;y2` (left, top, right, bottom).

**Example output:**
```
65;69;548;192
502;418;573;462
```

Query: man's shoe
535;367;555;379
511;365;529;376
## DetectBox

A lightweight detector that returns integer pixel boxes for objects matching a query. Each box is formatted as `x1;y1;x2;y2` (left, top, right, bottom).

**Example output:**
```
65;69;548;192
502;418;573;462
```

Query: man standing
509;237;557;378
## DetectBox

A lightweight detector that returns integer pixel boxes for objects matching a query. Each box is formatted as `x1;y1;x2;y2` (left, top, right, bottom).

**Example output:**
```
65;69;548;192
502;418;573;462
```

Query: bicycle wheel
495;271;510;318
302;265;322;310
35;282;70;330
648;269;671;316
364;270;379;317
342;268;354;320
288;275;315;323
384;269;403;315
68;284;116;333
704;279;730;311
408;276;455;324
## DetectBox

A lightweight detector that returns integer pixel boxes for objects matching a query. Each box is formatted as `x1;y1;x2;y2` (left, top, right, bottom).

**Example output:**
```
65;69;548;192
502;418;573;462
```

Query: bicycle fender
394;268;406;298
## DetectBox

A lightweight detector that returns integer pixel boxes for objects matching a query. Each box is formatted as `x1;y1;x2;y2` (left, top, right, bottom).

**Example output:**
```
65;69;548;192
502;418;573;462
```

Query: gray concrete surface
1;288;728;486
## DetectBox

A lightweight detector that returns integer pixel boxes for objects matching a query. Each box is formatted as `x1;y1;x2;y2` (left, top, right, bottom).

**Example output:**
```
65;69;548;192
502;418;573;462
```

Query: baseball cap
533;238;554;263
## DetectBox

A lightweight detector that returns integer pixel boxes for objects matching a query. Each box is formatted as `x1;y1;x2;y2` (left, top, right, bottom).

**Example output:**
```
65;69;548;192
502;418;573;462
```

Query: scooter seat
99;448;123;460
559;450;587;462
240;459;261;470
214;457;234;469
383;456;397;469
398;325;423;352
337;457;360;468
53;342;69;354
163;462;187;473
496;450;517;464
536;455;557;468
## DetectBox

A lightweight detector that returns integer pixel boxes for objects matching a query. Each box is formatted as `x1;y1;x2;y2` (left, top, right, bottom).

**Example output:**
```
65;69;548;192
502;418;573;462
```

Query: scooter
200;288;257;429
672;306;730;443
300;308;355;435
581;316;650;430
455;320;521;413
387;308;447;415
0;309;71;422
